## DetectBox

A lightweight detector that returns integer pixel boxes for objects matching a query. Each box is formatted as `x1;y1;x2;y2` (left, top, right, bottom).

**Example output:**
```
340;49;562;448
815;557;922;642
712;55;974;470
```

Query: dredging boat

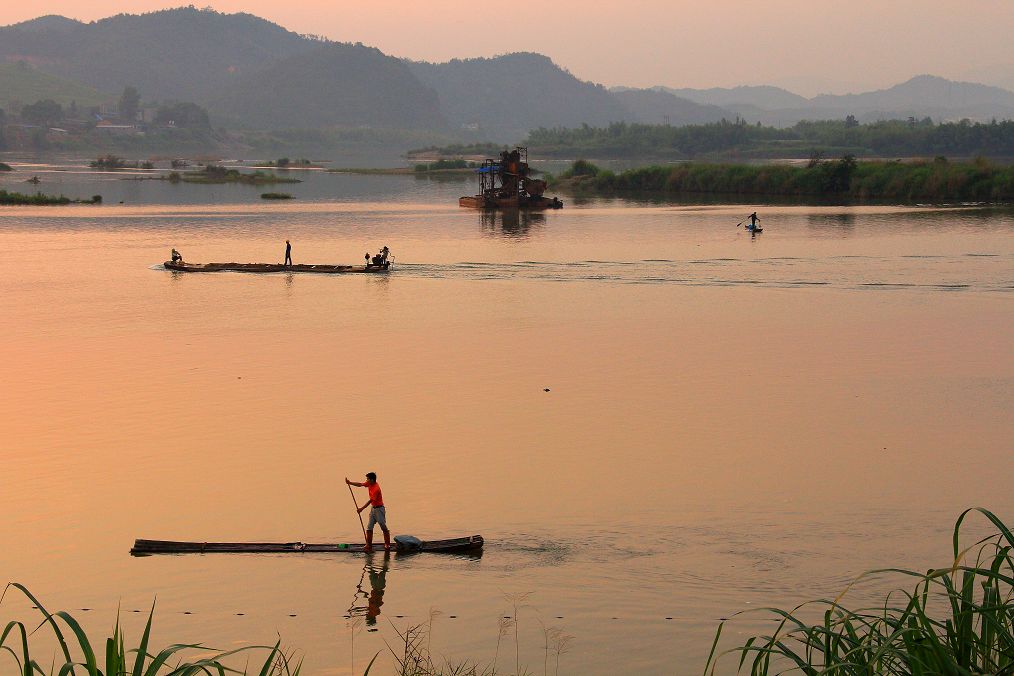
459;147;563;210
130;535;483;555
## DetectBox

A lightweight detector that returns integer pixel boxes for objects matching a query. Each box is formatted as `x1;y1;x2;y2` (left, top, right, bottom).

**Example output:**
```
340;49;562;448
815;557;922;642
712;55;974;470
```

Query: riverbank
0;189;101;205
549;157;1014;202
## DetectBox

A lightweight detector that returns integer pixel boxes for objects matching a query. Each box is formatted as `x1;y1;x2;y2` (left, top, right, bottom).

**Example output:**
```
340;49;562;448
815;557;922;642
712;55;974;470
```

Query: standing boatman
284;240;292;266
346;472;391;551
746;212;760;230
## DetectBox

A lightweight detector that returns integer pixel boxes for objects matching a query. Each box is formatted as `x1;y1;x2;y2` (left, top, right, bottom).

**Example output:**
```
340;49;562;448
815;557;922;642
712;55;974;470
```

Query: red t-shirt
367;482;384;507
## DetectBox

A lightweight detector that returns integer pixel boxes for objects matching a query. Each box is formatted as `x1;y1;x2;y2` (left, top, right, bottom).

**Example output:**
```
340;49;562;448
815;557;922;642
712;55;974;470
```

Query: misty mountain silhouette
1;8;1013;136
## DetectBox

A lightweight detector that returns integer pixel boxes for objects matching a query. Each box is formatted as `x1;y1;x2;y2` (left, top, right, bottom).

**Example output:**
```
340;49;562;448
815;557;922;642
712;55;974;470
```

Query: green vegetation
20;98;64;126
551;157;1014;202
0;61;107;111
261;192;292;199
154;101;211;129
0;162;12;171
262;157;314;168
182;164;301;185
119;85;140;121
0;582;301;675
407;142;508;159
414;159;477;172
0;190;102;205
706;508;1014;674
524;118;1014;160
90;155;128;169
88;155;155;170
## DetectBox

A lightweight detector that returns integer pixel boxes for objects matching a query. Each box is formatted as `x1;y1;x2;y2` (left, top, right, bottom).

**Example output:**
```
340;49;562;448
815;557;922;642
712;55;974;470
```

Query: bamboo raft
130;535;483;556
164;261;391;274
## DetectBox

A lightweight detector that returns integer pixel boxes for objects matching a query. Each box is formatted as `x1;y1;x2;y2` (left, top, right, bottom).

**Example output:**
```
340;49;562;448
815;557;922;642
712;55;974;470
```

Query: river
1;159;1012;674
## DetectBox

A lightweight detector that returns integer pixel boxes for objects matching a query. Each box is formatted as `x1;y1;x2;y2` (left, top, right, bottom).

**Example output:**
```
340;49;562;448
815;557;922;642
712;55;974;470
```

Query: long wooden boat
164;261;391;274
130;535;483;556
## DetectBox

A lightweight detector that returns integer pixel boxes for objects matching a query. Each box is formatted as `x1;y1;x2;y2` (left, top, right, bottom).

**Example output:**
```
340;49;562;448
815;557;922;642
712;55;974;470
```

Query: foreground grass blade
705;507;1014;675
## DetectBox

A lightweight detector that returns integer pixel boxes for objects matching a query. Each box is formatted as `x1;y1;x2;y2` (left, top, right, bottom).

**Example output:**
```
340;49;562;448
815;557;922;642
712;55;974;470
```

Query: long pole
347;481;368;543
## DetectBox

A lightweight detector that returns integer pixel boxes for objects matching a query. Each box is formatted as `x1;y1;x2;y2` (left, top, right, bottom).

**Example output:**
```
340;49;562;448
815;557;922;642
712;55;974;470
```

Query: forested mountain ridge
407;52;632;138
212;43;446;130
2;8;1014;142
0;7;312;102
661;76;1014;127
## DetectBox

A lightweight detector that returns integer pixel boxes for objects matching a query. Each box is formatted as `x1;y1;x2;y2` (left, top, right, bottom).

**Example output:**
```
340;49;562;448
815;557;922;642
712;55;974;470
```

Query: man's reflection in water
348;552;390;631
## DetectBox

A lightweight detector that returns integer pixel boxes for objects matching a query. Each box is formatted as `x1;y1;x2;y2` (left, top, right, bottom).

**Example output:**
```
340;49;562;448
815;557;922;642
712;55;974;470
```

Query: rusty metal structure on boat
459;147;563;210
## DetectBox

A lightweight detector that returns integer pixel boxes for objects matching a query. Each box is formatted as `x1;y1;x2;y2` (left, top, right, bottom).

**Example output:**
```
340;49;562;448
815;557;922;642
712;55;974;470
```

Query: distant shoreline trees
550;156;1014;203
522;118;1014;160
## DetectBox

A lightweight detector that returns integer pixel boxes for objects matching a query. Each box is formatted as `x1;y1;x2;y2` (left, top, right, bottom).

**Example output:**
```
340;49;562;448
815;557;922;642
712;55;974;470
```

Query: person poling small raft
130;466;483;556
346;472;391;552
737;212;763;233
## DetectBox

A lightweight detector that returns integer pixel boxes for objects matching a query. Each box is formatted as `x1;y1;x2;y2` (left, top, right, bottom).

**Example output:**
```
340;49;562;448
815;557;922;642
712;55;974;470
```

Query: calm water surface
1;162;1013;674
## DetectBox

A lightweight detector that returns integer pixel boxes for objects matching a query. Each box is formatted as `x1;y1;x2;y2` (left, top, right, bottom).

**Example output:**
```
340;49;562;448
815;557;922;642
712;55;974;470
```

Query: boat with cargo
459;147;563;210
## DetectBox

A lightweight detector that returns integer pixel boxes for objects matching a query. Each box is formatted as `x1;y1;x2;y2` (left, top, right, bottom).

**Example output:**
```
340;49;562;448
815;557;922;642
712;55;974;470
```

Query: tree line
525;118;1014;159
550;156;1014;202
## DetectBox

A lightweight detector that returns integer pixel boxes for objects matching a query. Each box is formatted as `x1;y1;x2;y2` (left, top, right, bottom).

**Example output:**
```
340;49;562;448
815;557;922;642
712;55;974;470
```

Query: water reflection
479;210;546;239
347;553;390;631
807;212;857;233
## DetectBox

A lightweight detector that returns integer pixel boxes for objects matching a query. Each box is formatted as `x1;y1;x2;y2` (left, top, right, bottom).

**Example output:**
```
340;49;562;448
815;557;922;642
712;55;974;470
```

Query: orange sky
5;0;1014;95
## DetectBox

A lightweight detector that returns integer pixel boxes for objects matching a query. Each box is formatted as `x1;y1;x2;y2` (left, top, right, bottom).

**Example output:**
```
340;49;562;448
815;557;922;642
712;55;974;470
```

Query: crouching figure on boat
171;248;183;263
366;246;391;269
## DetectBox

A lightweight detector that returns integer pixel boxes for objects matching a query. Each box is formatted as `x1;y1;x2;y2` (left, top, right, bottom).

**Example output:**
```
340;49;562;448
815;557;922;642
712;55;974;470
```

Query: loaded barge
459;147;563;210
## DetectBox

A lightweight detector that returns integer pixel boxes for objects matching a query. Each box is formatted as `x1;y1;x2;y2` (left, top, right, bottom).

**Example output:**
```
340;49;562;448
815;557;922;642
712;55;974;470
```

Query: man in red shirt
346;472;391;551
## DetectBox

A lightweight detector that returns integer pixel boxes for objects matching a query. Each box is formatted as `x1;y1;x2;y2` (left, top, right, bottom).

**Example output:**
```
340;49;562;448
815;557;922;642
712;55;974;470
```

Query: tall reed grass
1;582;301;675
704;507;1014;674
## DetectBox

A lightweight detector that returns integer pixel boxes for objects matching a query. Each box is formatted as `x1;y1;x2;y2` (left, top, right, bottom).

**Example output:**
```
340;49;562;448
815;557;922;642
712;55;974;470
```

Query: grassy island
90;154;154;170
174;165;302;185
0;190;101;205
550;157;1014;203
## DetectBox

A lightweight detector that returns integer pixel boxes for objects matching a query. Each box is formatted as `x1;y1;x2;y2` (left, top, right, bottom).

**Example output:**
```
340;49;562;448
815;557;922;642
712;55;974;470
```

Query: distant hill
0;7;312;103
9;15;84;33
212;43;445;130
809;75;1014;111
657;85;808;110
3;8;1014;145
408;53;629;139
0;61;109;110
611;88;731;126
644;76;1014;127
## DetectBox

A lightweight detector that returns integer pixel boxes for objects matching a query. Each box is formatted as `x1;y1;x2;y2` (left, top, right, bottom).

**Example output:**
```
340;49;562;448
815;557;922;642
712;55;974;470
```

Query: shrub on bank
706;508;1014;674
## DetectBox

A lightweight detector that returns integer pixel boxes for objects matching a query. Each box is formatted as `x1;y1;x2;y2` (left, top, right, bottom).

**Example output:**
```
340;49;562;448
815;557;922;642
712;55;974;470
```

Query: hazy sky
6;0;1014;95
